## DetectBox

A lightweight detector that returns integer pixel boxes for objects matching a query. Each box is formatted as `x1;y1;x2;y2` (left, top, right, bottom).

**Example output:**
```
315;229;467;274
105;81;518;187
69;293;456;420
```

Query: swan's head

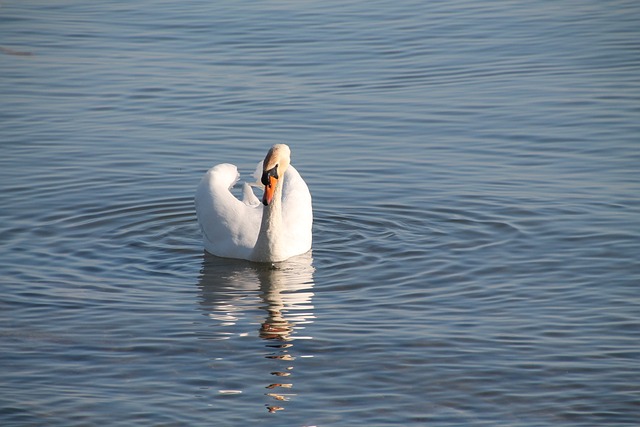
261;144;291;206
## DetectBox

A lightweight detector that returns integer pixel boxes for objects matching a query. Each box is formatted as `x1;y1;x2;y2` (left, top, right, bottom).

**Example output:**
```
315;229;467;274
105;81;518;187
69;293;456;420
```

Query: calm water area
1;1;639;425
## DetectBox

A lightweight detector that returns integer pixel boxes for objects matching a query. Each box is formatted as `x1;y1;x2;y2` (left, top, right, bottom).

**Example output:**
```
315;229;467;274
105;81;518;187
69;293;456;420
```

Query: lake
1;1;639;425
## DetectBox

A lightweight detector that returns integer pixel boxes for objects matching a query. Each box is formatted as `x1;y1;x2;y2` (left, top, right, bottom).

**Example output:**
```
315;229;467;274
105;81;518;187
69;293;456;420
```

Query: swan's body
195;144;312;262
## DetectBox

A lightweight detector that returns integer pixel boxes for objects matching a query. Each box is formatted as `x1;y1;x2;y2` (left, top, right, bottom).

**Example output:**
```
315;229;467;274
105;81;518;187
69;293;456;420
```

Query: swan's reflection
197;251;315;413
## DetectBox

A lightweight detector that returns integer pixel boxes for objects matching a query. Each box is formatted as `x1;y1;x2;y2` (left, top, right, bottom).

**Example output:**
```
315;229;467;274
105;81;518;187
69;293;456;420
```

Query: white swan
195;144;312;262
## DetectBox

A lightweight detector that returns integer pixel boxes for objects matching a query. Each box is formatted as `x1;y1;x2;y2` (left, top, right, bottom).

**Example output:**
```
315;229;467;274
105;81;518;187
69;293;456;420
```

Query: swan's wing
281;165;313;256
242;182;261;206
195;163;262;260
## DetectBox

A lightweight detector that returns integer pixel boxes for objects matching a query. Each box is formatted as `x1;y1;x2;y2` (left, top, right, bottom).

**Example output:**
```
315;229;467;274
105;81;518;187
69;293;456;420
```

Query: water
1;0;639;425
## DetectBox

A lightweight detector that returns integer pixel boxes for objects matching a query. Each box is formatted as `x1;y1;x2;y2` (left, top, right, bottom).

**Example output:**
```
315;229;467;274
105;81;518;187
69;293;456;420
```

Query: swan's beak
262;175;277;205
261;166;279;206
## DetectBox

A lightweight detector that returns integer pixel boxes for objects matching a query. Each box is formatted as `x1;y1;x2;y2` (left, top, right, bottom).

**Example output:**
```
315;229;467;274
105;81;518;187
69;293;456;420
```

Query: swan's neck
252;179;285;262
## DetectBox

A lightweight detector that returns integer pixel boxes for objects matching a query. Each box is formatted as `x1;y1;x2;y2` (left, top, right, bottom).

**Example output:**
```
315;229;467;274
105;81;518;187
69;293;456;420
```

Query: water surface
1;1;639;425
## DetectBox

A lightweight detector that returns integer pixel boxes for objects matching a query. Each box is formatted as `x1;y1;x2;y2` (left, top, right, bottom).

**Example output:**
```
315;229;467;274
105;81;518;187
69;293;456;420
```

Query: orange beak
262;175;278;206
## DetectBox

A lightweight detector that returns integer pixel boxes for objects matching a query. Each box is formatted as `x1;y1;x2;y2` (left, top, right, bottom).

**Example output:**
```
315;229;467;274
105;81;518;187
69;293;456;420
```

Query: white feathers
195;146;312;262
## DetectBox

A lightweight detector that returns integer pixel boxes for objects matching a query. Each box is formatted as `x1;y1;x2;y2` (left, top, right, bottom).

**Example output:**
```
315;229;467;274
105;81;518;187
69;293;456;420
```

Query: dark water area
1;1;639;425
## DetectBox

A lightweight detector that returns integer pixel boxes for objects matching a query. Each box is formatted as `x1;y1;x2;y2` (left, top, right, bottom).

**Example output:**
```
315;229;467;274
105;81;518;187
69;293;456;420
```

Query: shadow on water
197;251;315;414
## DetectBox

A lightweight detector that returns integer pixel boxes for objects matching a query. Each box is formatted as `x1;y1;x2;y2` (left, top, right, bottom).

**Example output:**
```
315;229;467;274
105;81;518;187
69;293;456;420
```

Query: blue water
1;1;639;425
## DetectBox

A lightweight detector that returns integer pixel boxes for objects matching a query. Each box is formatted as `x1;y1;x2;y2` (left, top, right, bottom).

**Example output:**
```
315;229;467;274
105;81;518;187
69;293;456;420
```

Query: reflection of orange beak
262;175;278;206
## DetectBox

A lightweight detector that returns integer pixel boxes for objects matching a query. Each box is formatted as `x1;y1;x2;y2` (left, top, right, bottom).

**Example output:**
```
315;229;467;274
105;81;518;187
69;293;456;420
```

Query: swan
195;144;312;262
